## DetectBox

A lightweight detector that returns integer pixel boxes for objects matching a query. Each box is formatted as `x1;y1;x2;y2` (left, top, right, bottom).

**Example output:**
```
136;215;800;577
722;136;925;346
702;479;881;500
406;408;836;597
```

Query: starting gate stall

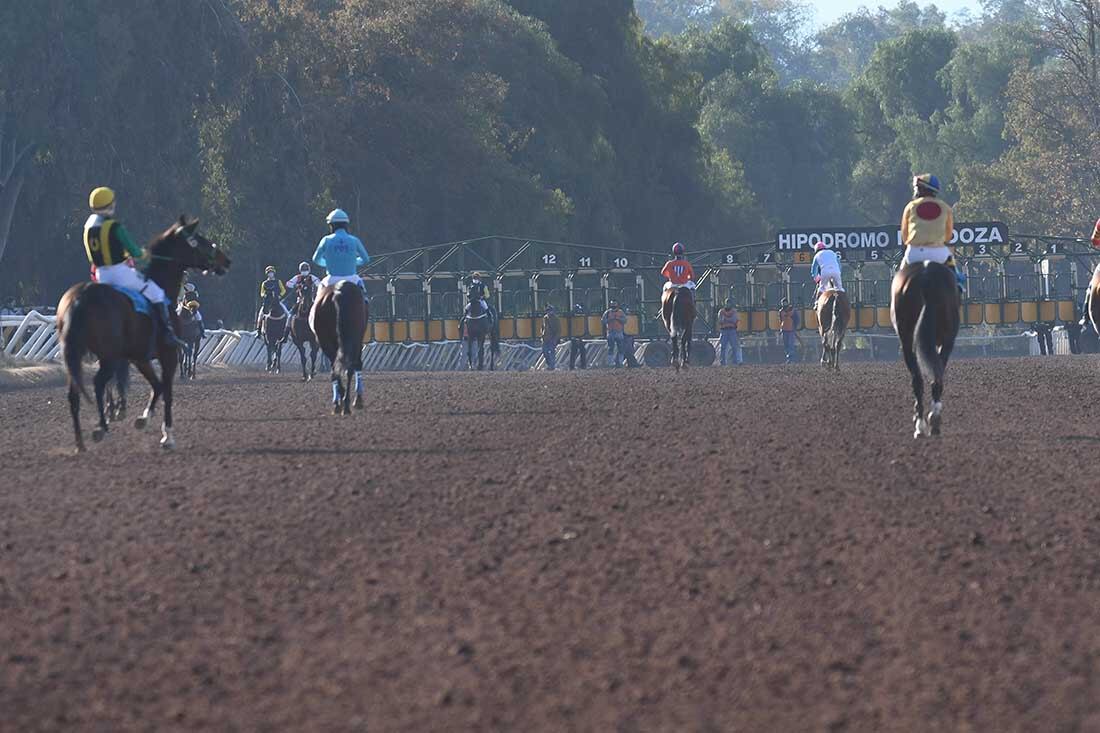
347;228;1098;344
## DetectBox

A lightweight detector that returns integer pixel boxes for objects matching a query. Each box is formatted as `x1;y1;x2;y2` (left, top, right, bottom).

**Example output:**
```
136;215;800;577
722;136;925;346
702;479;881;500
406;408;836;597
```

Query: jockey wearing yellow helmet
256;265;290;334
83;186;180;346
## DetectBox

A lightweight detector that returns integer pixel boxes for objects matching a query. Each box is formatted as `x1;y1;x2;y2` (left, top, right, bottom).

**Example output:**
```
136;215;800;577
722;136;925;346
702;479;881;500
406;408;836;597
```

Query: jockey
82;186;180;347
312;209;369;297
468;272;496;326
255;265;290;334
810;239;844;306
285;261;321;307
661;242;696;292
901;174;965;290
177;299;205;337
178;283;203;328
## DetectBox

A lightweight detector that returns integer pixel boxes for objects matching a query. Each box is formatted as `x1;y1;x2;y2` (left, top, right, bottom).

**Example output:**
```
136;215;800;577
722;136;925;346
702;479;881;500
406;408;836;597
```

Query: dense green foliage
0;0;1088;321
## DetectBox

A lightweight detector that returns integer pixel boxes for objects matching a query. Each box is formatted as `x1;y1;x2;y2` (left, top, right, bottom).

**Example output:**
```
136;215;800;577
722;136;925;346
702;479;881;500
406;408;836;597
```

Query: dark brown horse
817;289;851;370
1087;267;1100;337
259;289;288;374
661;286;695;371
461;295;499;371
177;302;204;380
891;262;960;438
284;278;320;381
57;217;230;452
310;281;367;415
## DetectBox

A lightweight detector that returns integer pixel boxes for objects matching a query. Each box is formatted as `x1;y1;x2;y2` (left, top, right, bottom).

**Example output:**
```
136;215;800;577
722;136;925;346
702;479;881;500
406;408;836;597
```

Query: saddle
107;285;153;316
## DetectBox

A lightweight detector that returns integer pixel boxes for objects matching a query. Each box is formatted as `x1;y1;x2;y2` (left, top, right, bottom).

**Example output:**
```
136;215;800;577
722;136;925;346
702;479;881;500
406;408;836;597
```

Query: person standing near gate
541;305;561;370
602;300;627;367
778;298;801;363
717;297;742;365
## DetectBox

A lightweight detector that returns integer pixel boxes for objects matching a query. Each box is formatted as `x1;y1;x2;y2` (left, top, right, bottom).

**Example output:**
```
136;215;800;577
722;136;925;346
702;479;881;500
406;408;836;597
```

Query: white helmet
326;208;350;225
298;261;311;273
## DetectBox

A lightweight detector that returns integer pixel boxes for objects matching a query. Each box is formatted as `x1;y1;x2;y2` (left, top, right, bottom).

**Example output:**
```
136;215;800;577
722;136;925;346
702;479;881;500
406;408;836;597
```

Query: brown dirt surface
3;358;1100;731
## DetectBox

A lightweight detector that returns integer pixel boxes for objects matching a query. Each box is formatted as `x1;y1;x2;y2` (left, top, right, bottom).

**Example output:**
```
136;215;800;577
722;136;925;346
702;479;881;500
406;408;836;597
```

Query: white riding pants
817;267;844;292
902;245;951;265
93;263;167;303
663;280;697;290
321;274;364;289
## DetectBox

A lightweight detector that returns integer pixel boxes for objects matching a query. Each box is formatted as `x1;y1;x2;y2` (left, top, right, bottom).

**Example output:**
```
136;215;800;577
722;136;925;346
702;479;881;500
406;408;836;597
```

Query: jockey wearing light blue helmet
312;208;370;292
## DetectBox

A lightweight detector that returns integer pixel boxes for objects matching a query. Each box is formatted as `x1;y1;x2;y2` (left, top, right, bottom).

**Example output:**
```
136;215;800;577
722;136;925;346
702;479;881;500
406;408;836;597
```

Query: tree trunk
0;110;36;266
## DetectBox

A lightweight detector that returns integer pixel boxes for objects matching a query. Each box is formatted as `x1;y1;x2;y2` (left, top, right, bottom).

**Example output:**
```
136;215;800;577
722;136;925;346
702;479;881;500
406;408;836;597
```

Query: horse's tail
914;267;944;381
333;285;363;375
62;294;93;404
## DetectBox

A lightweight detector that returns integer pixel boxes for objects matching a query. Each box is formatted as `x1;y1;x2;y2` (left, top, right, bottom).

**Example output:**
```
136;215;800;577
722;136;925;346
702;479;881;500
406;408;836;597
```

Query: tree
0;109;34;266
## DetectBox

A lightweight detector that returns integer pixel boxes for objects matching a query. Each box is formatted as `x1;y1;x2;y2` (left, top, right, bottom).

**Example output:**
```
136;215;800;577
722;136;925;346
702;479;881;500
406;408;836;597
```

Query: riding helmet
265;265;276;275
672;242;685;257
89;187;115;212
814;240;827;251
326;208;350;225
914;174;941;194
299;261;311;273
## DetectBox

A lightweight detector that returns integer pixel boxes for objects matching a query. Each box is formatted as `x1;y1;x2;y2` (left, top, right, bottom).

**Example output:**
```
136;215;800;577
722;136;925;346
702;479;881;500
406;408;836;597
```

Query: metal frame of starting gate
349;232;1098;343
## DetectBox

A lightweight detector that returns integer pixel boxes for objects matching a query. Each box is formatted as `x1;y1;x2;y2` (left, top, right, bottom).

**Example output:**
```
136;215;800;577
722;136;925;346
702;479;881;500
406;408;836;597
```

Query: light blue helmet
326;208;350;225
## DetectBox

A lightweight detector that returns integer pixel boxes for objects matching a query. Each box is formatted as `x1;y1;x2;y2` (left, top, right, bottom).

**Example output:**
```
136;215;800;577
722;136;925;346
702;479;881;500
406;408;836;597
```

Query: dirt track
3;357;1100;731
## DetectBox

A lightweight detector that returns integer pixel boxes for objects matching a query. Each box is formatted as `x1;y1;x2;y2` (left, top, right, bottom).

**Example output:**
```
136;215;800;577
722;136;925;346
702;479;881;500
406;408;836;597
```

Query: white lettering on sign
777;222;1007;252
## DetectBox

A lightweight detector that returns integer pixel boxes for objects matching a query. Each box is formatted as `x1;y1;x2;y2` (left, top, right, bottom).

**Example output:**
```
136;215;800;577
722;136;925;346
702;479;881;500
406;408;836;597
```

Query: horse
103;360;130;424
1087;266;1100;337
310;280;367;415
285;279;320;381
891;261;960;438
57;217;230;452
259;289;288;374
177;303;203;379
462;297;499;371
817;287;851;370
661;286;695;371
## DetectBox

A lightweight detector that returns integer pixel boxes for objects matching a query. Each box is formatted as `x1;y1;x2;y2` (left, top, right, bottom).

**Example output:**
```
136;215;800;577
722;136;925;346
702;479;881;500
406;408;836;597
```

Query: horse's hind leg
133;360;162;430
92;363;113;442
478;337;485;371
331;375;343;415
69;383;85;454
901;342;927;438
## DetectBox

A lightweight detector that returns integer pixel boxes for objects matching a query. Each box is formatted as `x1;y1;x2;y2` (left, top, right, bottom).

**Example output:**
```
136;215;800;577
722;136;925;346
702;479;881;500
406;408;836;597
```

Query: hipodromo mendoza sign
776;222;1008;252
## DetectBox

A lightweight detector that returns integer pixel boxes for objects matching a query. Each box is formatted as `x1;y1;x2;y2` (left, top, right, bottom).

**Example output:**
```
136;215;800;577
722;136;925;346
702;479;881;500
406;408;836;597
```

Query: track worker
900;174;965;291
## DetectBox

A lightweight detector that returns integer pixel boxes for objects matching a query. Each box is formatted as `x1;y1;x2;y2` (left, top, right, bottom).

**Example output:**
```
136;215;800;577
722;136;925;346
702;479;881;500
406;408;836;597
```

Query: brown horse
661;286;695;371
259;289;288;374
177;302;204;380
310;280;367;415
891;262;960;438
817;289;851;370
284;279;320;381
1087;267;1100;337
57;218;230;452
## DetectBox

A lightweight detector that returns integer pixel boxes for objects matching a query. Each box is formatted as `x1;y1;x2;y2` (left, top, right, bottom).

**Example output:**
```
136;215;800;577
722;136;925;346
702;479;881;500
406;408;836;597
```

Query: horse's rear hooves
134;417;148;430
91;428;107;443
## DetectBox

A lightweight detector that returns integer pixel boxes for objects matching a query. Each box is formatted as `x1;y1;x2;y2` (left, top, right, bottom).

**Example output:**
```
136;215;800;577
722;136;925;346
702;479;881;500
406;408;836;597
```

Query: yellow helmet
89;187;116;211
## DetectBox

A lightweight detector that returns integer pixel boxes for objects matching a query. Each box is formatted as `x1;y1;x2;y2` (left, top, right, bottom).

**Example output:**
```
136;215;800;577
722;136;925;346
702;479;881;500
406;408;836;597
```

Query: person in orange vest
778;298;801;363
601;300;627;367
717;297;742;365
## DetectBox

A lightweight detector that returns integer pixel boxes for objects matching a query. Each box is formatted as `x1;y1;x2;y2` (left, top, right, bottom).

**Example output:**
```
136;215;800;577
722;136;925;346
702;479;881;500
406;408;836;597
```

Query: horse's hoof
91;428;106;443
75;444;86;455
342;405;351;416
160;438;175;450
134;417;148;430
353;396;364;410
332;403;342;416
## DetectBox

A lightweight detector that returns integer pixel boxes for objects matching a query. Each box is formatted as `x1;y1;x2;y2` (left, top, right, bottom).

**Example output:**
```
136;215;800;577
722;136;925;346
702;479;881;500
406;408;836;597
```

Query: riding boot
153;301;182;349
